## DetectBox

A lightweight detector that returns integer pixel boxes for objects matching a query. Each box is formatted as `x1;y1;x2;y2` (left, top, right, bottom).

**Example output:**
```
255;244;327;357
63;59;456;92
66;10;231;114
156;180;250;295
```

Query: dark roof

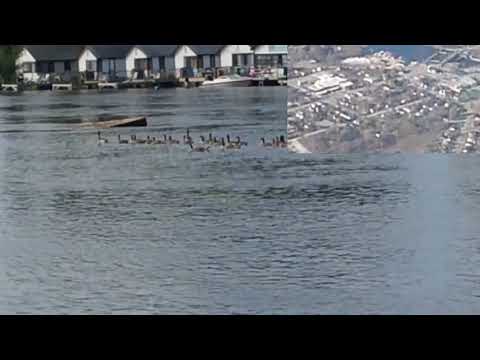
135;45;179;57
86;45;133;59
188;45;226;55
23;45;85;61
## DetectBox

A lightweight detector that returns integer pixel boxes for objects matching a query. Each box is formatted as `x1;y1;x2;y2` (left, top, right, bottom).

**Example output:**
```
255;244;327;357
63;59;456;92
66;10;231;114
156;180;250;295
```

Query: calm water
3;88;480;314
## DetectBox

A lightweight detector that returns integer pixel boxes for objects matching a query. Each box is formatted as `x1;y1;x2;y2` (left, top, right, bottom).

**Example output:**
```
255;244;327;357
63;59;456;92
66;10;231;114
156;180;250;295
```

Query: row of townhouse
16;45;288;84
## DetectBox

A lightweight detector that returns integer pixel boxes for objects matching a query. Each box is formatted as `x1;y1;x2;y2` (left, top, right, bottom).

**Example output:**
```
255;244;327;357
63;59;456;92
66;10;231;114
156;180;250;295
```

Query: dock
52;84;73;91
79;117;148;129
98;82;119;91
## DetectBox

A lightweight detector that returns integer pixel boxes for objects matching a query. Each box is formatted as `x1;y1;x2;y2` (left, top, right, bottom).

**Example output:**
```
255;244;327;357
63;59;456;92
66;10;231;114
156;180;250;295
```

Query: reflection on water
3;89;480;314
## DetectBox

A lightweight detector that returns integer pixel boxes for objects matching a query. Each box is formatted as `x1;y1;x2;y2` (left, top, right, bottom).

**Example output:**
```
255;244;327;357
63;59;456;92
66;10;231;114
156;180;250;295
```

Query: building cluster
288;49;480;153
15;45;288;86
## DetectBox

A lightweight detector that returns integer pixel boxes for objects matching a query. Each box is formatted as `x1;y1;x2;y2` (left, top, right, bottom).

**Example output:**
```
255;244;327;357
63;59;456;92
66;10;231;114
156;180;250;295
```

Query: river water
3;88;480;314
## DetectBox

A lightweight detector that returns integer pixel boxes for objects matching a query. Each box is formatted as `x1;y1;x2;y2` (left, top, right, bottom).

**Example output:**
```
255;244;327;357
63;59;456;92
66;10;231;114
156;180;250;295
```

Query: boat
201;74;252;87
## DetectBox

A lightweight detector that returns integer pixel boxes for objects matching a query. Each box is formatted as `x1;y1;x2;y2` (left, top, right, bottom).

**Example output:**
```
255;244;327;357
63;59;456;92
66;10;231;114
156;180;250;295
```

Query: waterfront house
16;45;85;83
251;45;288;68
125;45;180;81
218;45;255;69
185;45;226;77
78;45;132;82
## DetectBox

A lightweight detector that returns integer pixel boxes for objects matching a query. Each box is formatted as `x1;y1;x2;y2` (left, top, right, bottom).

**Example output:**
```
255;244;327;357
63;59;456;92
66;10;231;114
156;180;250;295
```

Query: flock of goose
97;130;287;152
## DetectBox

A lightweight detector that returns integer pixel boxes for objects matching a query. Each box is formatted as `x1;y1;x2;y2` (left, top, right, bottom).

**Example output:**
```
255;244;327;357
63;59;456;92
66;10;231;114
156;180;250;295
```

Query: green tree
0;45;21;84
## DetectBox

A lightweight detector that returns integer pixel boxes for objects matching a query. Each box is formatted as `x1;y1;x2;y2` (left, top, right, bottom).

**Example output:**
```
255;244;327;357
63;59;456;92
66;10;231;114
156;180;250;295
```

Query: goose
146;136;153;145
189;142;210;153
168;136;180;145
208;133;215;145
278;136;287;148
97;132;108;144
128;135;137;144
136;136;147;144
227;134;241;149
261;138;273;147
151;137;165;145
118;135;129;144
274;137;281;148
235;136;248;146
223;137;238;150
213;137;222;147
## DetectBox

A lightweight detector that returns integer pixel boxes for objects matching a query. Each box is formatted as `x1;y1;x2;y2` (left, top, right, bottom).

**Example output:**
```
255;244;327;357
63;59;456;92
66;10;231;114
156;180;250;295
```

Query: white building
78;45;132;81
16;45;85;83
126;45;187;80
251;45;288;68
186;45;225;76
218;45;255;68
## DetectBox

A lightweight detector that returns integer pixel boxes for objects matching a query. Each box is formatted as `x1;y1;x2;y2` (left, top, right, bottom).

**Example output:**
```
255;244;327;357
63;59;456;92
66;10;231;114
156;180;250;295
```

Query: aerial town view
288;45;480;154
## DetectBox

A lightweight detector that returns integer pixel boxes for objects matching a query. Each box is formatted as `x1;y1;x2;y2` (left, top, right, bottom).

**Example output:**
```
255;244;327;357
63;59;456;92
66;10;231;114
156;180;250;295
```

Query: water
365;45;435;62
3;89;480;314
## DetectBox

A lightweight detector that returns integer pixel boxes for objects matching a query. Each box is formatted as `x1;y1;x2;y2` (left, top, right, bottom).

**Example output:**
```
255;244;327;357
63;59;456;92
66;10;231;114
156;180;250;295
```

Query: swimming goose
136;136;147;144
168;136;180;145
235;136;248;146
189;142;210;153
118;135;128;144
213;137;222;146
97;132;108;144
151;137;161;145
146;136;153;145
223;137;238;150
278;135;287;148
261;138;273;147
208;133;215;145
272;137;284;148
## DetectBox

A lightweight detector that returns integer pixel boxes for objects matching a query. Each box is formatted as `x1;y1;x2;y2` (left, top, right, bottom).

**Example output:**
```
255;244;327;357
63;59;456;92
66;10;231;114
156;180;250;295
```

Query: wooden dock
52;83;73;91
79;117;148;129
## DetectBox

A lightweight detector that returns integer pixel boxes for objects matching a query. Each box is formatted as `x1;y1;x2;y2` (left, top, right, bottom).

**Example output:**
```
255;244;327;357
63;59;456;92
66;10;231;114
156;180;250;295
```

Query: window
134;58;147;71
242;54;248;66
232;55;238;67
86;60;96;72
108;59;115;75
64;61;71;71
48;62;55;73
197;56;204;69
210;55;216;68
23;62;34;73
255;55;276;68
277;55;283;66
159;56;166;71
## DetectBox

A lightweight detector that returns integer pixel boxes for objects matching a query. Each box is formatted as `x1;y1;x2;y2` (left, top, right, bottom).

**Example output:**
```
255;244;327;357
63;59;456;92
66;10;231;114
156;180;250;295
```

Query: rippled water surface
2;88;480;314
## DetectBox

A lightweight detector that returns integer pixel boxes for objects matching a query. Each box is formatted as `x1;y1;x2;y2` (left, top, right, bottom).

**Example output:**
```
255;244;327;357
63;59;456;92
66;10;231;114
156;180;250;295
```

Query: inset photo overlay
288;45;480;154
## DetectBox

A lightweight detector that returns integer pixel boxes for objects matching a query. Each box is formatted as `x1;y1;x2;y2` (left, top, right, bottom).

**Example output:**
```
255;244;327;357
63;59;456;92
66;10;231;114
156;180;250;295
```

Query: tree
0;45;21;84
